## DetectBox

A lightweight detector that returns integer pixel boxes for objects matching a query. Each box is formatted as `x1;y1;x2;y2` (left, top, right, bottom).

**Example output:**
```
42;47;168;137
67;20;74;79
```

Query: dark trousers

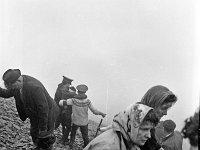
70;124;89;147
61;113;72;142
30;106;58;150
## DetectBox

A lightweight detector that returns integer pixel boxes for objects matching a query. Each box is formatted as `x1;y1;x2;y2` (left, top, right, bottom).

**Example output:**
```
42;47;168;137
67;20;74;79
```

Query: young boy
59;84;106;148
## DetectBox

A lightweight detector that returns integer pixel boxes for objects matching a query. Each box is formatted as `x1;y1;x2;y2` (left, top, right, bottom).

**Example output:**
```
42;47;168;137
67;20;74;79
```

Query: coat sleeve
162;145;173;150
62;91;76;99
88;100;104;115
0;87;14;98
54;88;62;105
0;87;27;121
32;87;49;131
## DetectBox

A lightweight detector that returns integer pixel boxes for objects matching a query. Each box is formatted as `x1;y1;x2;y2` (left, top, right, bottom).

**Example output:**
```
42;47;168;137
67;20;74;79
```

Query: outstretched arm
0;87;14;98
88;100;106;118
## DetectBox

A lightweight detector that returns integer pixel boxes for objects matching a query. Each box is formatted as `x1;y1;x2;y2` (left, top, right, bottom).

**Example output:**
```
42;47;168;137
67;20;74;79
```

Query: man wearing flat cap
0;69;60;150
54;75;77;145
59;84;106;148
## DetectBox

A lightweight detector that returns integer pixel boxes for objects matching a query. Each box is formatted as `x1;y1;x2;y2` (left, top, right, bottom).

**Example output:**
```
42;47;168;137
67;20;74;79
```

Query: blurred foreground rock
0;98;102;150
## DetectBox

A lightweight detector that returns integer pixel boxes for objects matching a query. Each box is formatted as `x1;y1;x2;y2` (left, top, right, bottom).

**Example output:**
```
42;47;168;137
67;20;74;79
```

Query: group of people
0;69;198;150
0;69;106;150
54;76;106;148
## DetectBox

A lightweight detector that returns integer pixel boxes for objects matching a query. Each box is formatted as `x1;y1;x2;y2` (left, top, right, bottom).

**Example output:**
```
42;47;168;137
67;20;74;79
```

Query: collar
75;93;87;99
162;132;174;142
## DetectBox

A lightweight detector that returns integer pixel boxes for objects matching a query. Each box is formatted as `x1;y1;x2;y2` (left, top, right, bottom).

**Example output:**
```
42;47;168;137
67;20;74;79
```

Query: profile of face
134;122;154;146
155;102;174;120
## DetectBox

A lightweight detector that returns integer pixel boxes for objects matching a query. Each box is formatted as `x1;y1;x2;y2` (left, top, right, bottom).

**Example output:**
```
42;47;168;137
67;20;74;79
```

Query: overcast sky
0;0;199;149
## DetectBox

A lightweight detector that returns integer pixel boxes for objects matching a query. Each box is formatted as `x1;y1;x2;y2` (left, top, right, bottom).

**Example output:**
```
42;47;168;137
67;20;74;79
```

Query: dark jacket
54;83;76;105
54;83;64;106
0;75;60;131
161;131;183;150
54;83;76;127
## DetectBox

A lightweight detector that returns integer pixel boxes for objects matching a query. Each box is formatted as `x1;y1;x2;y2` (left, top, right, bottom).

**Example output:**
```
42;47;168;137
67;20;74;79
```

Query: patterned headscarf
140;85;177;108
112;104;153;148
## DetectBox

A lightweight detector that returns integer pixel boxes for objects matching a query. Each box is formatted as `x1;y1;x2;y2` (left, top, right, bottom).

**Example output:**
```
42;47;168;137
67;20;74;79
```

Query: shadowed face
11;80;23;89
5;77;23;90
155;102;174;120
134;122;154;146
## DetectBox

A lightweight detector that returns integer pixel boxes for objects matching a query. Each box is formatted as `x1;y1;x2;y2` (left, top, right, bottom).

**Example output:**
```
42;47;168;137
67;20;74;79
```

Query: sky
0;0;199;149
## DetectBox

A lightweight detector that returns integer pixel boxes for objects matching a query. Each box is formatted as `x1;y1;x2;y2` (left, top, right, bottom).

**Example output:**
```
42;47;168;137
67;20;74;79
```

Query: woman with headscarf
139;85;177;150
83;104;159;150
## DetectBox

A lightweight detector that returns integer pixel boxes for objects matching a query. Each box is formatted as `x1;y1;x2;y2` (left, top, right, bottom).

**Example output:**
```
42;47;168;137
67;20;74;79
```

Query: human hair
142;109;159;127
181;108;199;147
161;94;177;105
163;120;176;134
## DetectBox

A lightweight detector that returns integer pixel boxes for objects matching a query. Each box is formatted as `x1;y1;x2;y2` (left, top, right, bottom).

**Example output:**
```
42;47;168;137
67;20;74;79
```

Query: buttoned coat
0;75;60;131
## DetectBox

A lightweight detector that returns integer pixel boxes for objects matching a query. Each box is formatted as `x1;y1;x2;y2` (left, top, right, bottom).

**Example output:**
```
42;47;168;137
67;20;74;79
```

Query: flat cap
76;84;88;93
62;76;73;84
2;69;21;84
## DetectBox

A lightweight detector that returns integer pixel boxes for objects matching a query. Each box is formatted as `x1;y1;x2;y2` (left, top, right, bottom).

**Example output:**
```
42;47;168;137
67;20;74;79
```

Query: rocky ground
0;98;102;150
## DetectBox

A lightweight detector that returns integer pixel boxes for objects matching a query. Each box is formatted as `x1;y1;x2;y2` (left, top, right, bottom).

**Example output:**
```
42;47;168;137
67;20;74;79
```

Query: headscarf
112;104;153;148
140;85;177;108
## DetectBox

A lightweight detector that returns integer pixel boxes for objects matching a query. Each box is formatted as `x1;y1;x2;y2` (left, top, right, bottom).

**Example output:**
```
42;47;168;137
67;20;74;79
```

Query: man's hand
159;148;164;150
101;113;106;118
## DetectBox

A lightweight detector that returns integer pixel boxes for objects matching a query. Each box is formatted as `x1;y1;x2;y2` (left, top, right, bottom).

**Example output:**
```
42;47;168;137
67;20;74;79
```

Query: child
59;84;106;148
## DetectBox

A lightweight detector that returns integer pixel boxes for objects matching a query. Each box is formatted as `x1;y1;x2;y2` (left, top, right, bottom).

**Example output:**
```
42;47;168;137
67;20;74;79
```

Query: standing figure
83;104;159;150
59;84;106;148
0;69;60;150
54;76;76;144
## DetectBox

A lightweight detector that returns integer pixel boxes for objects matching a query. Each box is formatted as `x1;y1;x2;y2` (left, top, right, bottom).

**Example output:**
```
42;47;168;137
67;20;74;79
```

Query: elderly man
0;69;60;150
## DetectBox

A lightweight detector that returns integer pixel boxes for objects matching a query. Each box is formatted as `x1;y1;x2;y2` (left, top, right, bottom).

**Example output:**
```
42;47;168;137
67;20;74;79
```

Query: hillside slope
0;98;102;150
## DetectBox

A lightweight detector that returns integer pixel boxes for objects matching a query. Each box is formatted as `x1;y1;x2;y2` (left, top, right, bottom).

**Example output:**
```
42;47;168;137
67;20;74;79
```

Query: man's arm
54;88;62;105
0;87;14;98
59;99;73;109
88;100;106;117
62;90;76;99
0;87;27;121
